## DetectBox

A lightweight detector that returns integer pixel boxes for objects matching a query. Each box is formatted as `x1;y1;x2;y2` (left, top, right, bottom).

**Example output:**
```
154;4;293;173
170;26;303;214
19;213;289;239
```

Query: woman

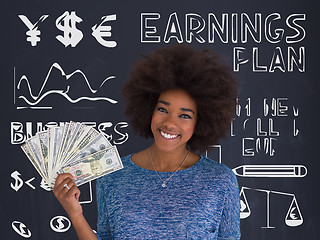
54;44;241;239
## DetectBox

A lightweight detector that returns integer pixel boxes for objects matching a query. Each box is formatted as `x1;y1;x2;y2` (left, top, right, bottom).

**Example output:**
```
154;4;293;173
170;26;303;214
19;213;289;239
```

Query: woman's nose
163;114;177;129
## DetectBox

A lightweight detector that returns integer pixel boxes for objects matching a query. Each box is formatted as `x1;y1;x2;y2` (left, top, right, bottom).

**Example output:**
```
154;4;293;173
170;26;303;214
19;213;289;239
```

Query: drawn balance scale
240;187;303;228
205;148;305;228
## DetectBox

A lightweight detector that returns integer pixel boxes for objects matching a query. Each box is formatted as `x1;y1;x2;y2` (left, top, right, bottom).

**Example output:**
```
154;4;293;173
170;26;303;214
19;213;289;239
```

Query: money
20;121;123;189
59;146;122;187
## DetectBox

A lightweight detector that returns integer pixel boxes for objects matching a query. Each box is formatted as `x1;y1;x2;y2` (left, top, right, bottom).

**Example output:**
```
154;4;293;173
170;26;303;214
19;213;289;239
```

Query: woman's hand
53;174;98;240
53;173;83;221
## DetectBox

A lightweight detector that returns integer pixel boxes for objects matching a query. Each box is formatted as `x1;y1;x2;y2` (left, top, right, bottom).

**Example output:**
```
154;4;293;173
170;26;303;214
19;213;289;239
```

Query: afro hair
122;44;237;152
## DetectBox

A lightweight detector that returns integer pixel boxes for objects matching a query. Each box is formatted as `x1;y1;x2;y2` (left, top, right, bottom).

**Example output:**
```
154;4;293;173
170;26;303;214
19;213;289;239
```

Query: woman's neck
149;144;190;172
131;143;200;172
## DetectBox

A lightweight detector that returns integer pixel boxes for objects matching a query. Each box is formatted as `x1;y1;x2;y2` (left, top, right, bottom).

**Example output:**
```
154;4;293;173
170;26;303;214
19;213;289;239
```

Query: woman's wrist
69;211;85;226
69;213;98;240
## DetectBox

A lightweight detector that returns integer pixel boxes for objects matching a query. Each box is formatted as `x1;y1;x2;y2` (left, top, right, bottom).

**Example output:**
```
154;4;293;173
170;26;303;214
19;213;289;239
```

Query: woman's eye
180;114;192;119
157;107;167;113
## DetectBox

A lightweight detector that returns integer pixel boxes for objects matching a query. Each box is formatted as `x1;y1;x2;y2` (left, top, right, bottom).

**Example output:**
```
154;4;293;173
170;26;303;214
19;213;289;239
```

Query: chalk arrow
25;177;36;190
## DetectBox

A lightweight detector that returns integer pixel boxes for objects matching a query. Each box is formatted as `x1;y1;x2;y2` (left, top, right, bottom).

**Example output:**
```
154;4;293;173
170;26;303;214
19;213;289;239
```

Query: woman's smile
159;129;180;140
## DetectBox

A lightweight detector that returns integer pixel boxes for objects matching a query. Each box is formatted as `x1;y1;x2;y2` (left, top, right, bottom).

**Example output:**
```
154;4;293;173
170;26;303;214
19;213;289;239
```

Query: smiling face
151;88;197;153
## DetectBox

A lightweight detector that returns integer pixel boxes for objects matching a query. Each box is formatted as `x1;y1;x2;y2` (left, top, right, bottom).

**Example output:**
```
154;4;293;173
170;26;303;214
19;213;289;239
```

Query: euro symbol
92;14;117;48
12;221;32;238
10;171;24;192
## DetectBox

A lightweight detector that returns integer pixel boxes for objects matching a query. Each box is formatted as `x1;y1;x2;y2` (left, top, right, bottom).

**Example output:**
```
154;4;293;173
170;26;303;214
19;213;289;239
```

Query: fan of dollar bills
20;121;123;189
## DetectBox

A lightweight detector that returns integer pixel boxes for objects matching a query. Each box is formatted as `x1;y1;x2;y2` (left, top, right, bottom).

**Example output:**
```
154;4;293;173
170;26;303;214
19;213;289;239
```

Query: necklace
149;148;190;187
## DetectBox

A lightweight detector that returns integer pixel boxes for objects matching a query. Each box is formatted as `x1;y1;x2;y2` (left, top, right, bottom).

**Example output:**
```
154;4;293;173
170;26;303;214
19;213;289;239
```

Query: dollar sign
55;11;83;47
56;218;65;230
10;171;24;192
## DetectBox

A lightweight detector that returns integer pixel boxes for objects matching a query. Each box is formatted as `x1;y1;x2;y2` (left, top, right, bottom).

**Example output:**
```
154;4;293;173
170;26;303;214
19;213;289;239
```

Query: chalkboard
1;0;319;239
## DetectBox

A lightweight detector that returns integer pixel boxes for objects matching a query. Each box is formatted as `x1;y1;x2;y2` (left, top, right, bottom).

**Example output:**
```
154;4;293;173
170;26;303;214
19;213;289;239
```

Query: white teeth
160;130;178;139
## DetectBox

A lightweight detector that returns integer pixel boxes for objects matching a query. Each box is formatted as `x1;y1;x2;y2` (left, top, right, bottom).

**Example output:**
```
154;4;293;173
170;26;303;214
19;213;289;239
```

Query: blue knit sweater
96;155;240;240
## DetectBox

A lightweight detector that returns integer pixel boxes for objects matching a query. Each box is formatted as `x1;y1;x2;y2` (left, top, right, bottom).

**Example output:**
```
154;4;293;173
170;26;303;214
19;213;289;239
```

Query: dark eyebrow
158;100;170;106
158;100;195;114
181;108;195;114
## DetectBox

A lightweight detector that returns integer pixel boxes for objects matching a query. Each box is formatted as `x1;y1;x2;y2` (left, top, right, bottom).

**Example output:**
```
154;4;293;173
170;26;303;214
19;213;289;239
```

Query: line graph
14;62;118;109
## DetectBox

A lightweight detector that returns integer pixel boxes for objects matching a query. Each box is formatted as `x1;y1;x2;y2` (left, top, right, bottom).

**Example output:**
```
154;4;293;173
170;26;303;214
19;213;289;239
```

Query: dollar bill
61;123;93;162
20;122;123;189
21;143;48;182
26;135;47;179
48;126;63;186
55;122;70;166
59;146;123;187
64;133;112;166
38;131;49;174
60;122;82;161
58;121;78;161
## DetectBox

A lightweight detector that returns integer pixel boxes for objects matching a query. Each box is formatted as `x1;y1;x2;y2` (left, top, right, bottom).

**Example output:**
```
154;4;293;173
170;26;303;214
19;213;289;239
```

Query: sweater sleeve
96;177;112;240
217;169;241;240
